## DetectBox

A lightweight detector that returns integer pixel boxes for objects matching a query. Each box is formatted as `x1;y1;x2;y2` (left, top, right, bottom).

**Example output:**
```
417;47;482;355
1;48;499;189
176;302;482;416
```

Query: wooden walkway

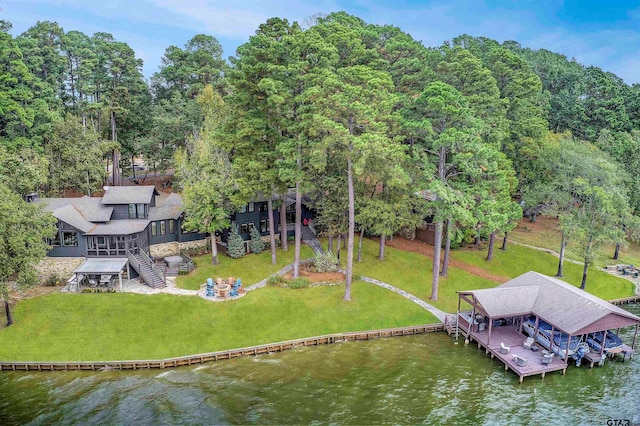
0;323;444;372
469;327;568;383
608;296;640;305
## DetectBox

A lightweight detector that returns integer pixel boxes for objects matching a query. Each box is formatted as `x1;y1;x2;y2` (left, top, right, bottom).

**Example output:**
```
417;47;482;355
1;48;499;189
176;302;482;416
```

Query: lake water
1;304;639;425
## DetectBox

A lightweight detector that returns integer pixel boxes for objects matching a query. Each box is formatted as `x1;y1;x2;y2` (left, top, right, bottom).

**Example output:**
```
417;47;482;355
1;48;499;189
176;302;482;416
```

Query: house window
129;203;146;219
240;204;247;213
62;231;78;247
286;203;295;212
160;221;166;235
151;222;157;236
248;202;255;212
48;222;61;247
259;202;268;212
169;220;175;234
260;219;269;233
240;223;254;234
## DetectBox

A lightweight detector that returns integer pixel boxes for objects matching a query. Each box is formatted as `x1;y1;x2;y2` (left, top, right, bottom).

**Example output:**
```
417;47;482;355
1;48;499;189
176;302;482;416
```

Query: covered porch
72;258;128;293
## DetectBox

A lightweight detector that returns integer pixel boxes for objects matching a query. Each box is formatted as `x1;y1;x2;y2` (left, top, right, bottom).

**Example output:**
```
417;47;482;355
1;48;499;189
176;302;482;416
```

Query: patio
470;326;568;381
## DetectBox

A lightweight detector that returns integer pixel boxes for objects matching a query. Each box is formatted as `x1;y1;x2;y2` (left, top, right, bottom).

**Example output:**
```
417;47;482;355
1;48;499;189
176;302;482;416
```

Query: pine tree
250;226;265;254
227;226;246;259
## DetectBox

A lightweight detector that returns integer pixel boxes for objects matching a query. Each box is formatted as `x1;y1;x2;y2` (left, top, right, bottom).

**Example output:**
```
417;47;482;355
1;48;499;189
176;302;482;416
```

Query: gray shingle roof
75;258;128;274
471;286;539;317
148;193;184;221
463;271;640;335
101;186;158;205
37;197;114;231
85;220;150;235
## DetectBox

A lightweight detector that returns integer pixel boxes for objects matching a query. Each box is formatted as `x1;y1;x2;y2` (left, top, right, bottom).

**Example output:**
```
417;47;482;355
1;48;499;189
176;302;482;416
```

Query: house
226;194;314;250
36;186;207;260
34;186;208;290
35;187;315;289
454;271;640;381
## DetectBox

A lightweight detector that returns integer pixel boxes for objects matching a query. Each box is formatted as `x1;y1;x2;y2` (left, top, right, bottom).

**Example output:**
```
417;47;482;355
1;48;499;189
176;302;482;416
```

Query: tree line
2;12;640;306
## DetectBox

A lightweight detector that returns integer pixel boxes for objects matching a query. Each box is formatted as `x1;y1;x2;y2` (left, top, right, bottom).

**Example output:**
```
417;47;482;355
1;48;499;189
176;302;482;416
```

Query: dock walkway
468;326;568;382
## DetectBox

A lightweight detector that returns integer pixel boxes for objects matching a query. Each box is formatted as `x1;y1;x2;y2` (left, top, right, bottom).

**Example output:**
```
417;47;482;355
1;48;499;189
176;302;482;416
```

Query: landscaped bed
176;245;315;290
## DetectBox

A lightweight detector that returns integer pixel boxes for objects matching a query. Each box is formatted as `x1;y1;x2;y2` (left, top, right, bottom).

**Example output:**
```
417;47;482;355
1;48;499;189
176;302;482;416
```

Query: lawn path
507;240;583;266
352;273;447;321
384;237;511;283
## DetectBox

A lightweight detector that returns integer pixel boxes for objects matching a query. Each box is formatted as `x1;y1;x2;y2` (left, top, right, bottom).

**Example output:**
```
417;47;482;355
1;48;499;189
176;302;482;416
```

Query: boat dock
460;321;568;382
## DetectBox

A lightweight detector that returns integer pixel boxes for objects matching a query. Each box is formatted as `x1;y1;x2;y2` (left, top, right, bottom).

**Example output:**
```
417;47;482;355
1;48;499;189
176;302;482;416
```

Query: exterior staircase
127;250;166;289
301;225;324;255
445;314;459;337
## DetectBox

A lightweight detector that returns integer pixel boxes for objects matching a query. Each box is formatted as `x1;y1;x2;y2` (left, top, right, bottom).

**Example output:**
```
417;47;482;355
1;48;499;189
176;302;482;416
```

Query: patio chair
500;342;510;354
513;354;528;367
542;352;554;365
523;337;535;350
229;289;238;297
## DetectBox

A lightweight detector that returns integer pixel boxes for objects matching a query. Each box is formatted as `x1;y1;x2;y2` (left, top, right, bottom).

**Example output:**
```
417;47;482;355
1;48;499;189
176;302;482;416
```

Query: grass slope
452;244;635;301
511;216;640;269
351;239;496;313
0;284;436;362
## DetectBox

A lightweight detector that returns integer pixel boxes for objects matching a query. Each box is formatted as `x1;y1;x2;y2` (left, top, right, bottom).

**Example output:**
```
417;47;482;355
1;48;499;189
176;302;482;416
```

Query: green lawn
1;233;635;362
0;284;437;362
176;245;315;290
510;216;640;269
351;239;495;313
452;243;636;301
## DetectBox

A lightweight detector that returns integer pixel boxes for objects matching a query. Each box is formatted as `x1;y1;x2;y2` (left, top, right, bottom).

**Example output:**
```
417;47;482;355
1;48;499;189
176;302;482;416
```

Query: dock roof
460;271;640;335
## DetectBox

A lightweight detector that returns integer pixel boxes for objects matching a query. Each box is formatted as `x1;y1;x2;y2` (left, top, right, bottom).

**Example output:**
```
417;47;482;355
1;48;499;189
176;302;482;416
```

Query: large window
169;220;175;234
260;219;269;233
87;235;127;256
259;202;268;212
129;203;146;219
248;202;255;213
160;221;166;235
151;222;157;236
240;223;254;234
62;231;78;247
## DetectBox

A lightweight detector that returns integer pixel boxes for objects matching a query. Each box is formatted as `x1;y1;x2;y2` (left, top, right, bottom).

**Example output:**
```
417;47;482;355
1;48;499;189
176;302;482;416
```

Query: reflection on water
1;304;639;425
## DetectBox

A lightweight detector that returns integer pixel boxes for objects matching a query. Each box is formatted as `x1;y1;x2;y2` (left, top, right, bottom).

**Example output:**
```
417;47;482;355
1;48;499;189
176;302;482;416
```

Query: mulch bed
383;237;510;283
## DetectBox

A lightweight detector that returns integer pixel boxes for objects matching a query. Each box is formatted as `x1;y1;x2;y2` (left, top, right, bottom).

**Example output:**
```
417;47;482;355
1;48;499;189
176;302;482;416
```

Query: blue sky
2;0;639;84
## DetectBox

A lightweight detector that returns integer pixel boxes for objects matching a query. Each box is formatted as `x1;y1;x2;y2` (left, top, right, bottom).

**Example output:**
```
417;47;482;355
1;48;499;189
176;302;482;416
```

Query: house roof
148;193;183;221
36;197;114;232
101;186;158;205
75;258;128;274
461;271;640;335
85;219;150;235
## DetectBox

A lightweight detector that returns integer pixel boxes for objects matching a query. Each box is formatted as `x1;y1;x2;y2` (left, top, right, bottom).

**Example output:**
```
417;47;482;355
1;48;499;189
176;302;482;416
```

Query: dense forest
2;12;640;301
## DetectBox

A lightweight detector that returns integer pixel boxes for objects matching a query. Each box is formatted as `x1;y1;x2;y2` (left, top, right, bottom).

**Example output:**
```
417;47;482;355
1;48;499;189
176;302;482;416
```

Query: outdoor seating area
618;265;639;278
199;277;246;301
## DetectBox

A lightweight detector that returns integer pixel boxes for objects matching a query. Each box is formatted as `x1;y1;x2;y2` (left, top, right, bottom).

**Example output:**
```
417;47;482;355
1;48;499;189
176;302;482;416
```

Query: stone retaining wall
150;238;210;258
36;257;85;283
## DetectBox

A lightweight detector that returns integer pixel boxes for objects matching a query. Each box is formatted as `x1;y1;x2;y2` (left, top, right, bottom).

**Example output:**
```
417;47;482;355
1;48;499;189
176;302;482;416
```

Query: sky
2;0;640;84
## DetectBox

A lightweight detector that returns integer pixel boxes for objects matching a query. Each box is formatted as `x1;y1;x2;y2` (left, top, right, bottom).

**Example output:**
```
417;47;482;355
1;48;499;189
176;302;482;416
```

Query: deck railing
138;249;166;282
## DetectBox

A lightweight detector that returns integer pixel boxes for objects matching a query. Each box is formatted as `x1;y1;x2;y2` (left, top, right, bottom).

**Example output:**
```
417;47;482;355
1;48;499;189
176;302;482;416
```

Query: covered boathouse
451;271;640;382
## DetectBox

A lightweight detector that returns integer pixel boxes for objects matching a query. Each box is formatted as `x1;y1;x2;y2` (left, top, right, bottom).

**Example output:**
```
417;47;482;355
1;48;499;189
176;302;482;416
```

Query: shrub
267;274;285;286
313;251;338;273
227;226;246;259
287;277;310;289
250;226;265;254
44;274;62;287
